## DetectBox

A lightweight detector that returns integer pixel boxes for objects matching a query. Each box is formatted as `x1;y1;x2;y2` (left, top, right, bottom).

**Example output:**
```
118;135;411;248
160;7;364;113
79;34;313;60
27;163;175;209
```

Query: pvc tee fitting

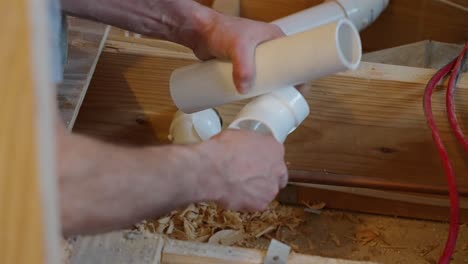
229;86;310;143
169;109;222;145
170;19;362;114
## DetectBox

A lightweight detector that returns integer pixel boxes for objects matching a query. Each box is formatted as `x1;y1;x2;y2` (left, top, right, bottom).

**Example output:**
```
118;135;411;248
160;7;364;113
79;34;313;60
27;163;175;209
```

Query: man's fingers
232;45;255;94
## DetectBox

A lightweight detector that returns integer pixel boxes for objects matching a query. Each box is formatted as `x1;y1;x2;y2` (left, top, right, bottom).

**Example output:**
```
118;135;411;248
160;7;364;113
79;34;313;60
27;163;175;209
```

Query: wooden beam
58;17;110;129
0;0;60;263
70;231;375;264
279;183;468;222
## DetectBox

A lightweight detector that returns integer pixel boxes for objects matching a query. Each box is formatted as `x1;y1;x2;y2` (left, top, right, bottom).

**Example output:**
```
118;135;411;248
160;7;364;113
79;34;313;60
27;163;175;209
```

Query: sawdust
355;229;380;246
330;233;342;247
141;201;305;249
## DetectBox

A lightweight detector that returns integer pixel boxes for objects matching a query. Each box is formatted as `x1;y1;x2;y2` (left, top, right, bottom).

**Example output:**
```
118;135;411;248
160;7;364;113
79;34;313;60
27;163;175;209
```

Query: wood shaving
302;201;326;210
344;214;362;224
463;243;468;251
419;243;439;257
208;229;246;246
142;200;305;249
330;233;341;247
355;229;380;245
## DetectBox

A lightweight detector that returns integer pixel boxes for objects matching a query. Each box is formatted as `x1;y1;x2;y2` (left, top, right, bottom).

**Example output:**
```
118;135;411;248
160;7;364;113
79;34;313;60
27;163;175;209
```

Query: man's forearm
61;0;215;48
57;121;212;236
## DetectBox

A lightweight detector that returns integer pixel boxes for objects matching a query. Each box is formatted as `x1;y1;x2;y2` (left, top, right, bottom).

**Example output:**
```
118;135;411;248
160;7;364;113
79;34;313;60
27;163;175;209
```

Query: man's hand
196;130;288;212
187;13;285;94
61;0;284;93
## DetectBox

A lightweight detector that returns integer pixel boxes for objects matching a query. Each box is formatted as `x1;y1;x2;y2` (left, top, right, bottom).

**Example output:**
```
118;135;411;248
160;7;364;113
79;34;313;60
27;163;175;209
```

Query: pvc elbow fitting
229;86;310;143
169;109;222;145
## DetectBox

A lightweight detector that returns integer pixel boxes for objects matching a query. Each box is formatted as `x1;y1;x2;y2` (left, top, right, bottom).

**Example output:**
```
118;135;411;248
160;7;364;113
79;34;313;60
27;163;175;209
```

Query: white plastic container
229;86;310;143
170;19;362;114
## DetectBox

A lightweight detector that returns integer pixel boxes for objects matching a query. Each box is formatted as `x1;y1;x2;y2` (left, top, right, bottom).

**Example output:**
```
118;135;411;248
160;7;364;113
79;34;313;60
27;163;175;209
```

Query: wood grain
74;41;468;199
58;17;110;129
0;0;46;263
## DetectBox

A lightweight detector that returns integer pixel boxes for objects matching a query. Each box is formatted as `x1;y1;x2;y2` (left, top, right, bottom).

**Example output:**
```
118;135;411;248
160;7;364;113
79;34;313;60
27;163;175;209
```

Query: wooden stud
0;0;60;263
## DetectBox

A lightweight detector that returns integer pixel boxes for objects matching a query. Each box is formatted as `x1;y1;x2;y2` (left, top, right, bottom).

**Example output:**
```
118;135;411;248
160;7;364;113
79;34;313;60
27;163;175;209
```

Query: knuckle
257;202;269;212
272;26;286;38
234;64;253;82
277;163;288;176
271;187;279;198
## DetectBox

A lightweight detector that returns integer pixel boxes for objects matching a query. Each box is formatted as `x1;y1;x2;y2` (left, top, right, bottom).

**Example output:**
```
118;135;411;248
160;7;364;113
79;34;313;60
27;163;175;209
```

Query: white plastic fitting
170;19;362;114
168;109;222;145
273;0;389;35
229;86;310;143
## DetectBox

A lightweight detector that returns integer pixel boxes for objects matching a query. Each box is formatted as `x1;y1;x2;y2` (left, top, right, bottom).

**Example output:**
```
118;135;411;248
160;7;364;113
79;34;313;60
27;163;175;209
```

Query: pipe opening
336;20;362;70
232;120;274;137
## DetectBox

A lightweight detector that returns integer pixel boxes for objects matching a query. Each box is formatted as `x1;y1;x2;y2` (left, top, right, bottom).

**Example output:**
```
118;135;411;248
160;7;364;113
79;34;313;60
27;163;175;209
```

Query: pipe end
336;19;362;70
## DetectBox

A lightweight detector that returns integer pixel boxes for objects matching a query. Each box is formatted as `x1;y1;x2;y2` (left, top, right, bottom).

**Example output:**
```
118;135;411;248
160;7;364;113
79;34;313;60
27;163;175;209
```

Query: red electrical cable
423;59;459;264
446;43;468;151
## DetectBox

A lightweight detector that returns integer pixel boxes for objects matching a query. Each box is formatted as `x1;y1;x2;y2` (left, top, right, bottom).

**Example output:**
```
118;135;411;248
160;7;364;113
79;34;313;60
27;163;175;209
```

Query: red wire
446;43;468;151
423;59;459;264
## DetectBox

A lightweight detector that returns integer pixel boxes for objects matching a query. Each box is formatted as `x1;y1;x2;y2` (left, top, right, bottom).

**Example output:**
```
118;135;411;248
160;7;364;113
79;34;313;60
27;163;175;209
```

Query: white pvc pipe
273;0;389;34
170;19;362;113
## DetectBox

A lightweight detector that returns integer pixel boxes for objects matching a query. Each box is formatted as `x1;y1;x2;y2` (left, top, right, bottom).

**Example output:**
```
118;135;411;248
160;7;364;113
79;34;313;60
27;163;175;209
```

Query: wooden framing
0;0;60;263
73;39;468;222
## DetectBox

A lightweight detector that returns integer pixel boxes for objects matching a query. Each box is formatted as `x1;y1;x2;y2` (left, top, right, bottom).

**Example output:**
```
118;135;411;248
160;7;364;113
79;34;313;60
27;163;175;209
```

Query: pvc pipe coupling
169;87;309;144
229;86;310;143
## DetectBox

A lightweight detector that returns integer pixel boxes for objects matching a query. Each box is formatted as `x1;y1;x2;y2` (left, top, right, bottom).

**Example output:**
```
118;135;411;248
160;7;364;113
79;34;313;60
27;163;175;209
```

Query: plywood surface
58;17;110;129
363;41;467;71
0;0;46;263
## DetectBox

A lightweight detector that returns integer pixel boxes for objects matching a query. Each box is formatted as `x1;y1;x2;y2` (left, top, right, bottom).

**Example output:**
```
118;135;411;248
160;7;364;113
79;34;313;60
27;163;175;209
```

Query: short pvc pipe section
170;19;362;114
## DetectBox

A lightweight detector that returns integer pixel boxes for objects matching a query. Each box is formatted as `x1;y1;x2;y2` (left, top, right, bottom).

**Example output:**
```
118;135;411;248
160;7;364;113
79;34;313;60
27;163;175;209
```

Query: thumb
231;45;256;94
